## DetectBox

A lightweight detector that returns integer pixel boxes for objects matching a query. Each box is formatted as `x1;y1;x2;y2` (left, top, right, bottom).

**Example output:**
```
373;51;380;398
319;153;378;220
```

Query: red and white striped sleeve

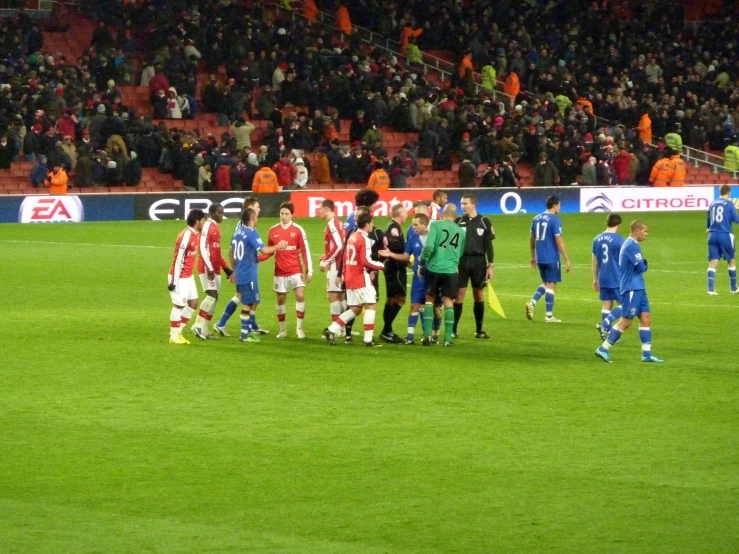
324;217;343;264
361;232;384;272
200;220;214;272
295;224;313;275
171;229;192;285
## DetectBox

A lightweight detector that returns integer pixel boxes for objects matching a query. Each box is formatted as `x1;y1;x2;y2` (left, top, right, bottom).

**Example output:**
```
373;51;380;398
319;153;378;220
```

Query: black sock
473;301;484;333
453;303;463;333
382;303;393;334
345;318;354;336
389;304;402;331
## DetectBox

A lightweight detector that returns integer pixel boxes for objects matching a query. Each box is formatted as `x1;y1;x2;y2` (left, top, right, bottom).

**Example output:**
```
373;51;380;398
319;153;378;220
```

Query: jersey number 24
439;229;460;248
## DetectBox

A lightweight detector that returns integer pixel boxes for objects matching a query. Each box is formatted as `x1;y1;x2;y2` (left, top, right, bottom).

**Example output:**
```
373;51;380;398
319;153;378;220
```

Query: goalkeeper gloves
223;267;233;278
167;283;176;291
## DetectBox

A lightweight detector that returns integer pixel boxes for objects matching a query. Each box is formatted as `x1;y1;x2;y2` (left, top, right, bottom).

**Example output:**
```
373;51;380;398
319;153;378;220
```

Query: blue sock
217;299;238;328
639;327;652;357
708;268;716;292
601;310;610;323
407;312;419;340
251;313;260;331
433;315;441;332
240;312;252;339
531;285;546;304
602;306;622;331
729;267;737;291
544;288;555;316
601;326;623;349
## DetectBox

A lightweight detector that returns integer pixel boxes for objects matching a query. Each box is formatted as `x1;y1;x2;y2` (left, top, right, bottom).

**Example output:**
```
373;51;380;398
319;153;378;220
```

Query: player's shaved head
630;220;647;232
442;203;457;219
607;213;622;227
433;189;447;204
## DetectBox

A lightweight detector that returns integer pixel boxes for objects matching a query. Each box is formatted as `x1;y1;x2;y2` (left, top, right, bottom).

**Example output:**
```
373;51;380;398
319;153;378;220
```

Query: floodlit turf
1;211;738;553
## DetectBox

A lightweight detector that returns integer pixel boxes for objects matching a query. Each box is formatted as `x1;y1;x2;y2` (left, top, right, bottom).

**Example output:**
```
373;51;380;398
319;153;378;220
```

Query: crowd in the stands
0;0;737;191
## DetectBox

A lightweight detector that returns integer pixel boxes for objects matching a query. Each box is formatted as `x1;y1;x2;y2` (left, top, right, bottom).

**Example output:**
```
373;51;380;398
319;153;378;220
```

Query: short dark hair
433;189;447;201
413;213;430;226
355;188;380;208
241;208;256;225
244;196;259;208
208;203;222;217
720;184;732;196
546;196;560;209
355;206;370;216
187;208;207;227
321;199;335;211
279;201;295;214
606;213;622;227
461;193;478;205
356;212;373;229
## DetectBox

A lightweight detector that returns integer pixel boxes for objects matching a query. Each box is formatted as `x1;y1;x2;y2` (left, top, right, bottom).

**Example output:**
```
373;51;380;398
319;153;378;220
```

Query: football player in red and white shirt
317;199;347;331
192;203;233;340
260;202;313;339
167;209;208;344
323;212;385;347
429;189;448;221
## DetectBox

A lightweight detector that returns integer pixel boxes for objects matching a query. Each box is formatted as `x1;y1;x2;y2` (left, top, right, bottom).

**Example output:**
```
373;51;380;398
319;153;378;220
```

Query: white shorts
169;275;198;305
273;273;305;293
199;273;222;292
346;286;376;306
326;269;343;293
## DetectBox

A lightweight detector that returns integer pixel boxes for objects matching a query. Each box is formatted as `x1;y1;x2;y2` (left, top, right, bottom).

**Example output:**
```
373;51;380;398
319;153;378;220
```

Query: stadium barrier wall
0;187;733;223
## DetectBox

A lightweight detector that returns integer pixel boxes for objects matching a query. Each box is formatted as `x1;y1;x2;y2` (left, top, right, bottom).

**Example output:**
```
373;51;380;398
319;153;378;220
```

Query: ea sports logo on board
19;196;84;223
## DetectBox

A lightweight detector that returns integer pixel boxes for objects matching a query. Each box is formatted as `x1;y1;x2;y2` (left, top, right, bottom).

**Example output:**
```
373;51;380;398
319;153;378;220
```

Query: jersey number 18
710;205;724;225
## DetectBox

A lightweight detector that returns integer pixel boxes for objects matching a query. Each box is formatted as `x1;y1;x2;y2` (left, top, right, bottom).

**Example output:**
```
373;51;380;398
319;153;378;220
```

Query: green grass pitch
1;211;738;553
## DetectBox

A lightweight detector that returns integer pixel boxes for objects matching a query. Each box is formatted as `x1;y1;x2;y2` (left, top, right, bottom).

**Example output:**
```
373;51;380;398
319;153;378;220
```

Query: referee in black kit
454;193;495;339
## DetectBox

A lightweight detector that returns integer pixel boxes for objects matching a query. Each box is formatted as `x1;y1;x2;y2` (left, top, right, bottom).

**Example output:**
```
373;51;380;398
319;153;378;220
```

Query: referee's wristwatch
486;263;494;268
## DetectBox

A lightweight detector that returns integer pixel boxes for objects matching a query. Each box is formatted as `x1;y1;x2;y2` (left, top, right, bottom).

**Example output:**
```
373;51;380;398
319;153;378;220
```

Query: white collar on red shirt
280;222;292;230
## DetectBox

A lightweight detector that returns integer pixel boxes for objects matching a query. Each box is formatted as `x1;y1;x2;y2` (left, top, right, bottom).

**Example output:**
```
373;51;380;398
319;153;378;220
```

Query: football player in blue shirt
706;184;739;295
525;196;572;323
592;213;625;339
596;220;664;363
221;208;287;343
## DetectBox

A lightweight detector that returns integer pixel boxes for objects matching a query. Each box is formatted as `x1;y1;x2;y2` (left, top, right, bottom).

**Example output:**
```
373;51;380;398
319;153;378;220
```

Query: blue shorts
621;290;649;319
538;262;562;284
237;282;260;305
599;287;621;302
410;276;426;305
708;233;735;262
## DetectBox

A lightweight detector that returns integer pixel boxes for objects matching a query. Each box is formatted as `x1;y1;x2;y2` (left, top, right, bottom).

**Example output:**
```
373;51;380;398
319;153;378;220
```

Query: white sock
363;308;376;343
296;301;305;329
328;309;356;334
180;306;194;329
170;307;182;339
276;304;287;332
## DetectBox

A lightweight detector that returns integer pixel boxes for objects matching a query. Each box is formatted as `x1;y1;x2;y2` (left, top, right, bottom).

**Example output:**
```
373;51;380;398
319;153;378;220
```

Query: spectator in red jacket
612;149;633;185
273;152;297;189
148;66;170;99
55;109;77;140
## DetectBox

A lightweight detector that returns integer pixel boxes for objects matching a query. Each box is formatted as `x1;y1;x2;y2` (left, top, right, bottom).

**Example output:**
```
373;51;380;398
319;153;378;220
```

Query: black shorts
458;256;487;289
424;270;459;300
384;267;407;298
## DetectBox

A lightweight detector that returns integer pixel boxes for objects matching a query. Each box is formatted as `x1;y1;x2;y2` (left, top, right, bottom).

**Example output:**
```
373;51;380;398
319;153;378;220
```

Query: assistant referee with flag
454;193;495;338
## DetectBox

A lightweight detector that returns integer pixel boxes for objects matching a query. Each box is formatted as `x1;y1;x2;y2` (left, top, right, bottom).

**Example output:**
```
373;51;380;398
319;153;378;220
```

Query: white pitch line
499;292;739;310
0;239;169;249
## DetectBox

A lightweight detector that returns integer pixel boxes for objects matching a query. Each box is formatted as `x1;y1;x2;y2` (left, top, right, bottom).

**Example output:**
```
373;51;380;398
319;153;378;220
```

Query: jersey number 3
439;229;460;249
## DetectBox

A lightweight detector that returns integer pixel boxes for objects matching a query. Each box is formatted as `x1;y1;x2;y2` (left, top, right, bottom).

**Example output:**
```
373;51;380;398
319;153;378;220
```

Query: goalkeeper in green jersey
419;204;466;346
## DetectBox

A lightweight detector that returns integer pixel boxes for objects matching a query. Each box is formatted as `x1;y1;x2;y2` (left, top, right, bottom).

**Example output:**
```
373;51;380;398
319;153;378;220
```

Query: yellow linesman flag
487;281;506;319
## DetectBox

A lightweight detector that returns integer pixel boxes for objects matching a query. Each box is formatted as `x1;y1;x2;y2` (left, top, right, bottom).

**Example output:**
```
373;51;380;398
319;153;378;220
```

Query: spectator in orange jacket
399;24;423;54
303;0;317;22
504;72;520;99
273;153;297;189
336;2;351;34
458;51;473;79
45;164;68;194
252;166;280;193
637;113;652;144
668;153;686;186
367;162;390;191
649;151;674;187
